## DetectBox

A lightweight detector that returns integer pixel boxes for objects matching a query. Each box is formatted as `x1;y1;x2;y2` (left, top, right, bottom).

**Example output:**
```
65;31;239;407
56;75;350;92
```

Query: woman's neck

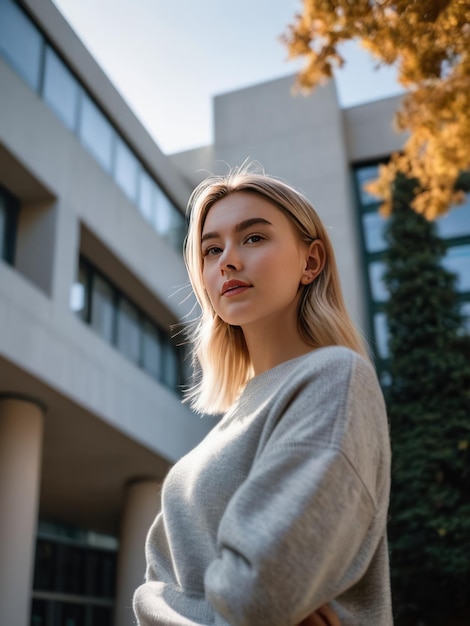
242;319;315;376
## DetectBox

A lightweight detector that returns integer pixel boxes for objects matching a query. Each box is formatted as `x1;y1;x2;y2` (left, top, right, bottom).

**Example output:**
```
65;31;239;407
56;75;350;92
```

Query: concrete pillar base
115;478;162;626
0;395;45;626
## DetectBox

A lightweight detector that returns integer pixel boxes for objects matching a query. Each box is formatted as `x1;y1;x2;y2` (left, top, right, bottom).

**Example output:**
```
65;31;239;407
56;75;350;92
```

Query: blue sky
52;0;404;154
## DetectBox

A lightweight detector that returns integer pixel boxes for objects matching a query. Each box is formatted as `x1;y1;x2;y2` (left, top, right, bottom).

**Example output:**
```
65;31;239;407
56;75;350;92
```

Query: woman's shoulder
290;345;377;389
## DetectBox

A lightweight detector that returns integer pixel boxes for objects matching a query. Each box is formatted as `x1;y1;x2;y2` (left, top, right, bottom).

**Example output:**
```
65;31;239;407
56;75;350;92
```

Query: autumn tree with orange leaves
282;0;470;219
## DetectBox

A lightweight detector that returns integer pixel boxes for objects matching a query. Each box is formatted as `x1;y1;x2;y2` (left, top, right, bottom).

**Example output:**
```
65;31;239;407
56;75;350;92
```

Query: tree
282;0;470;219
382;173;470;624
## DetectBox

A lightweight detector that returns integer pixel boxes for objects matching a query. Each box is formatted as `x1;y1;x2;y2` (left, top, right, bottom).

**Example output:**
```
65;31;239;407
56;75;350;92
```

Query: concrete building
0;1;214;625
1;1;469;626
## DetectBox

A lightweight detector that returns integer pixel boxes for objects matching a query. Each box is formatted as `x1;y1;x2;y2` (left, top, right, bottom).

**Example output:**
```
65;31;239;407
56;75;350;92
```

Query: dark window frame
76;256;183;392
0;183;19;265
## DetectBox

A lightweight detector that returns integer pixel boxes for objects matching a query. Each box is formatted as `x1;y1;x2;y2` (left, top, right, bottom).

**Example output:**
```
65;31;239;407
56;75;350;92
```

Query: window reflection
137;170;156;223
43;46;80;131
0;194;6;260
116;298;141;364
368;261;389;302
142;320;162;380
355;165;381;206
442;244;470;292
437;196;470;239
90;275;115;344
0;0;42;90
162;340;179;389
153;187;173;236
78;94;115;172
362;211;388;253
373;312;389;359
114;138;140;201
461;302;470;333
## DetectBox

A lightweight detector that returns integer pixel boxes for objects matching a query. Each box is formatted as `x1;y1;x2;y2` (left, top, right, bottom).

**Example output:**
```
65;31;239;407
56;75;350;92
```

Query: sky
51;0;404;155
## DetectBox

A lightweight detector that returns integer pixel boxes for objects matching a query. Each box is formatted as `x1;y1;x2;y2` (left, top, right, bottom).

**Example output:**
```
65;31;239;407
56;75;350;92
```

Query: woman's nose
219;246;241;273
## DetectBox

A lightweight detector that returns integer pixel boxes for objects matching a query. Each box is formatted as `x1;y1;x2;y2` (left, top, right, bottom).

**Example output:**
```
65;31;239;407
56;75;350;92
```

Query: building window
73;258;182;391
0;0;43;91
31;522;116;626
114;137;140;202
43;45;81;132
78;93;116;173
90;273;115;344
0;184;19;265
0;0;187;251
353;162;470;370
116;297;141;365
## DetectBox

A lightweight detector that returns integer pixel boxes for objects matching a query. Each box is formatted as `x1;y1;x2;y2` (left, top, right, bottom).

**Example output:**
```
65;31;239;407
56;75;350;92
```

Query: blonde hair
184;163;369;414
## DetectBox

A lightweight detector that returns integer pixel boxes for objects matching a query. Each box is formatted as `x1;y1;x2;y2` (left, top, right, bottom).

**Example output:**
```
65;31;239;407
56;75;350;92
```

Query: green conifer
384;174;470;625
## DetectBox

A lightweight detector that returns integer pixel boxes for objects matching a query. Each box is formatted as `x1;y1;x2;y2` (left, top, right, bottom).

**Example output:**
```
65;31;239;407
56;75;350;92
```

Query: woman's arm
204;442;377;625
204;354;390;626
299;604;342;626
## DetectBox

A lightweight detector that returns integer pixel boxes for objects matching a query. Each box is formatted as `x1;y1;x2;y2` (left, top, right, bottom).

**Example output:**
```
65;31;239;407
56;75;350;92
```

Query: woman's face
200;191;319;333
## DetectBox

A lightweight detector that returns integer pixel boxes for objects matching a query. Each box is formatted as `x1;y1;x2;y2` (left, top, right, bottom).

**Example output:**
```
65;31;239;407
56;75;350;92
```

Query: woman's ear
300;240;326;285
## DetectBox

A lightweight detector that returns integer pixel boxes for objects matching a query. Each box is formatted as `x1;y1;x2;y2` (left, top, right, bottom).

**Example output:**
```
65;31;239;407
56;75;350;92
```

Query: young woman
133;164;393;625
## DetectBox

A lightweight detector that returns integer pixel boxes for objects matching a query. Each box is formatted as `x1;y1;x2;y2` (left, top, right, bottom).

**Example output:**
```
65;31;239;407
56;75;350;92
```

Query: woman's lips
221;280;251;296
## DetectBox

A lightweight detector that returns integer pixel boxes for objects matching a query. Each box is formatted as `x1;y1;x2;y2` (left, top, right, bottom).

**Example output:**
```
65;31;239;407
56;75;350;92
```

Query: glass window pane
142;320;162;380
116;298;141;364
70;263;89;319
137;170;156;223
33;540;56;591
58;545;85;595
167;210;186;249
90;275;115;343
153;186;173;235
0;193;6;260
57;601;86;626
31;598;48;626
436;195;470;239
91;606;113;626
368;261;389;302
43;46;80;131
99;551;116;598
460;301;470;333
114;138;140;201
373;312;389;359
78;93;115;172
362;210;388;253
161;339;179;389
0;0;42;90
355;165;381;206
442;244;470;292
154;188;186;248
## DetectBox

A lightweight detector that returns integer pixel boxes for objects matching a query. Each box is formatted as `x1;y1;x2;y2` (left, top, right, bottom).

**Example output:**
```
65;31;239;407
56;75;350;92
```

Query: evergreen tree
383;173;470;625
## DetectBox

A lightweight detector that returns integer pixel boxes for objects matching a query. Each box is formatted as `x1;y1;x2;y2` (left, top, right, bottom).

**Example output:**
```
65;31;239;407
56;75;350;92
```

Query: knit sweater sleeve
204;353;389;625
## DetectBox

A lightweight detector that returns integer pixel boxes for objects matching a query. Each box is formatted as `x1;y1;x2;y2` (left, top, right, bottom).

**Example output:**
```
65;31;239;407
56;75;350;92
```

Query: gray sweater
133;346;393;625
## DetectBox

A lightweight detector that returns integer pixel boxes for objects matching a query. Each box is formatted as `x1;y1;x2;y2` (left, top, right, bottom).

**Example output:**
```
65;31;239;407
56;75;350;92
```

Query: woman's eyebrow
201;217;273;243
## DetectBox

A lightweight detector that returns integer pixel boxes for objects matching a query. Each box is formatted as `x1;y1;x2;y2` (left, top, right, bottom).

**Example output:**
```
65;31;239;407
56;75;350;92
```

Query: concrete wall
344;94;406;163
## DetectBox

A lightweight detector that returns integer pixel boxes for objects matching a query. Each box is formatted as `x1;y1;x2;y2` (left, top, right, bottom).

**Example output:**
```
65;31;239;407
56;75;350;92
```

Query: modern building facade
0;1;214;625
1;1;469;626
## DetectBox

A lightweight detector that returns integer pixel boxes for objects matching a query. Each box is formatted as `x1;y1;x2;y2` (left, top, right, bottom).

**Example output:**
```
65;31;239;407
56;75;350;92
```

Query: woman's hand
297;603;341;626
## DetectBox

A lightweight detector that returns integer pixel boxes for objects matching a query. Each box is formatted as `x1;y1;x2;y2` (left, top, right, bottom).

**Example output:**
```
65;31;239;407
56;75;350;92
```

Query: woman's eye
204;246;222;256
245;234;263;244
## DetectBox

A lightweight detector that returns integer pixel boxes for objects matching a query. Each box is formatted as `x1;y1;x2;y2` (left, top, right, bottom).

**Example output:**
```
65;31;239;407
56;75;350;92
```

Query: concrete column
115;479;162;626
0;396;45;626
